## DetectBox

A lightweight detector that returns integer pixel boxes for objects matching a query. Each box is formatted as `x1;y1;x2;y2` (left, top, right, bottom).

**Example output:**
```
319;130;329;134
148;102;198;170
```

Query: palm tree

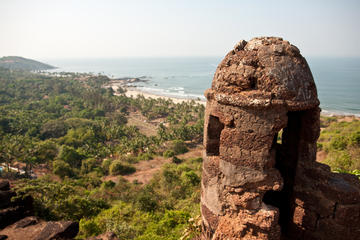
0;135;21;172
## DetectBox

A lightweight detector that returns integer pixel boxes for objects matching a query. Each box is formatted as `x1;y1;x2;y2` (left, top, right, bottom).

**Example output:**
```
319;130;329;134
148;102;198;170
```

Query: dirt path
126;111;159;136
123;156;171;184
122;146;203;185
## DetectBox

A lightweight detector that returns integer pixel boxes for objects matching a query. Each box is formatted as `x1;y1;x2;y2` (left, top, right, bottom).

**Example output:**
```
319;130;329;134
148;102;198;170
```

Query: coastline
45;56;360;118
120;87;206;106
118;86;359;120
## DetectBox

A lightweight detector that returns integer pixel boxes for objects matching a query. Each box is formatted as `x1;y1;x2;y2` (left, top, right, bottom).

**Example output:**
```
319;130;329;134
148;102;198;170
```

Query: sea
44;57;360;117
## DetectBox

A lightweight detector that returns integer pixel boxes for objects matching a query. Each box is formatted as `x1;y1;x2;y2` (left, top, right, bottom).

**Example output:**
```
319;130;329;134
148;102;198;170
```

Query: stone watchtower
201;37;360;240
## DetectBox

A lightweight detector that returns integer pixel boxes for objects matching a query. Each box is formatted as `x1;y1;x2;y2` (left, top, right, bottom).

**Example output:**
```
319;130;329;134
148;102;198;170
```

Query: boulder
0;217;79;240
34;221;79;240
15;216;39;228
0;182;79;239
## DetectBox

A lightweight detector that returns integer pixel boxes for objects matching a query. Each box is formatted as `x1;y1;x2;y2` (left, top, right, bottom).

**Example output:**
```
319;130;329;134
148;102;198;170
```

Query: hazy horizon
1;0;360;59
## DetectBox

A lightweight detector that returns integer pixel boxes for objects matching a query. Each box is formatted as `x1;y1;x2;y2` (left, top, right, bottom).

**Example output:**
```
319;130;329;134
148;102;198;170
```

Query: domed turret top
206;37;319;110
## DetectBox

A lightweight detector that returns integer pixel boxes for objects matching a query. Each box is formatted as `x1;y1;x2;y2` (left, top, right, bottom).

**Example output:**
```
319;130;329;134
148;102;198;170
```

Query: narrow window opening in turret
249;77;257;89
206;115;224;156
263;111;304;236
276;128;284;144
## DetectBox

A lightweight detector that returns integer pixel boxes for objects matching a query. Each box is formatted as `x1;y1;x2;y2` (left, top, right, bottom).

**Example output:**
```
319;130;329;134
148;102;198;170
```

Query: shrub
35;140;58;163
329;136;347;151
77;173;102;188
137;186;158;212
317;142;323;151
61;195;109;220
163;150;175;158
81;158;97;174
79;219;102;238
57;145;84;168
52;160;74;179
181;170;200;187
40;119;68;139
102;159;112;174
172;156;182;164
162;164;180;186
137;210;190;240
111;112;127;125
318;118;360;172
14;178;108;221
160;210;190;229
349;131;360;146
137;152;153;161
324;151;352;171
117;154;138;164
109;160;136;176
172;140;188;155
189;157;202;164
101;180;116;189
320;116;337;128
78;202;140;239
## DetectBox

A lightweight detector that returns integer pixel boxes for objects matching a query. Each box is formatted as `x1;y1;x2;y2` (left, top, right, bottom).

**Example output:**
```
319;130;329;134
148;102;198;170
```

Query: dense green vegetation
78;157;202;239
318;116;360;177
13;157;202;239
1;67;359;239
0;56;55;71
0;67;203;239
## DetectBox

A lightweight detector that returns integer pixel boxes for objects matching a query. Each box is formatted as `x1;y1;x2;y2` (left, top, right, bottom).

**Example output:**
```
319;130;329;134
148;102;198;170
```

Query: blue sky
1;0;359;58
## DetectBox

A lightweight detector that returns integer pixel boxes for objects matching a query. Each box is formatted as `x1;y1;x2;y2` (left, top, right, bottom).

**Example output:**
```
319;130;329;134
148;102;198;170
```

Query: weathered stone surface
0;206;26;229
0;191;33;229
201;37;360;239
207;37;319;111
0;217;79;240
15;216;39;228
335;203;360;226
34;221;79;240
0;182;80;239
211;206;281;240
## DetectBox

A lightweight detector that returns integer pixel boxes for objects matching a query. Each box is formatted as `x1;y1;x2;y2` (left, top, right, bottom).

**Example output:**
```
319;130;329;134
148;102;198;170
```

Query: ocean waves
45;57;360;116
137;86;206;100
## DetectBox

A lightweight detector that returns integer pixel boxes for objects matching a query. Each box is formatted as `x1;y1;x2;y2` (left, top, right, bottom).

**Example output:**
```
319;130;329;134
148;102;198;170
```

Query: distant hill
0;56;56;71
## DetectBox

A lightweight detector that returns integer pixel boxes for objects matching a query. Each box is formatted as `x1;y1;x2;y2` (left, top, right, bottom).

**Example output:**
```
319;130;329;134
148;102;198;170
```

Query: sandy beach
110;84;359;120
115;86;207;106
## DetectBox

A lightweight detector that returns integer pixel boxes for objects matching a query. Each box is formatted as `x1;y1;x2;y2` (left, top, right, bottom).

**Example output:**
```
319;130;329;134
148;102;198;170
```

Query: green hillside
0;56;56;71
0;68;358;239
